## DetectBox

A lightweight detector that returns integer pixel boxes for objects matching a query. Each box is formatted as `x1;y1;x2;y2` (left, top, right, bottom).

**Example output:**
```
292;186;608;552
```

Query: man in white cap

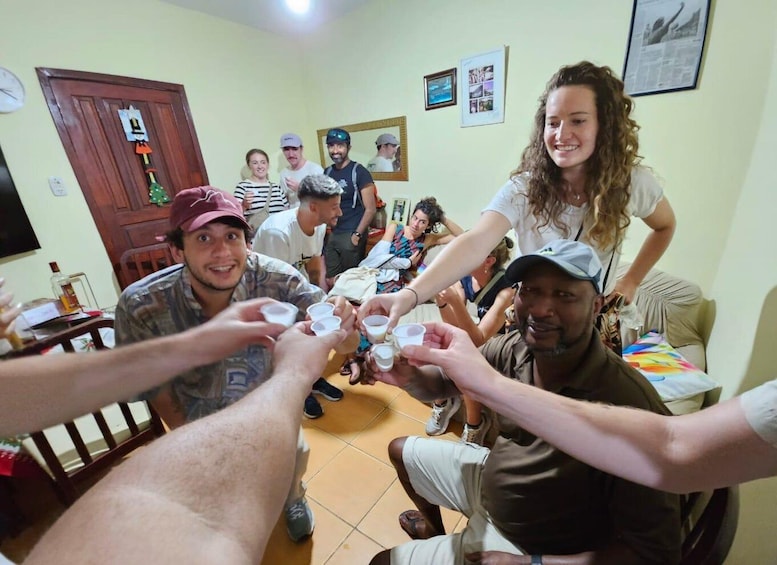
279;133;324;208
364;239;681;565
367;133;399;173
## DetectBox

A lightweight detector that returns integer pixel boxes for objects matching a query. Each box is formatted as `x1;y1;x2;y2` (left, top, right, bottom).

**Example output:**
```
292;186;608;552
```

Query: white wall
0;0;312;307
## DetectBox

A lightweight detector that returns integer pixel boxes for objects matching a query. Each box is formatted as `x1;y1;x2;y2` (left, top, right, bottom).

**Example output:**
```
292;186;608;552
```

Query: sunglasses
327;129;349;142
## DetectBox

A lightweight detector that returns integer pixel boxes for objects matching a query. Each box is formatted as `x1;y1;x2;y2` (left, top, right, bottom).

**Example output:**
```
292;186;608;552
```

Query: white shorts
390;436;525;565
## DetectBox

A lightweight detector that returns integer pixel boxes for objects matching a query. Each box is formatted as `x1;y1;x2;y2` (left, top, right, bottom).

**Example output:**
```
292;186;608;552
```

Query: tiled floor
260;364;467;565
0;355;467;564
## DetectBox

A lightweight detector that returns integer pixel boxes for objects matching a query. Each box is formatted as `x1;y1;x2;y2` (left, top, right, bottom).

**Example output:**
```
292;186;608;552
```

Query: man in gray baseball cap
279;132;324;209
367;132;399;173
366;237;679;565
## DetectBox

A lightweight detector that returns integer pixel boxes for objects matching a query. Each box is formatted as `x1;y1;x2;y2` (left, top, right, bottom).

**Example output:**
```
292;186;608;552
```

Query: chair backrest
680;486;739;565
118;243;176;289
19;318;165;506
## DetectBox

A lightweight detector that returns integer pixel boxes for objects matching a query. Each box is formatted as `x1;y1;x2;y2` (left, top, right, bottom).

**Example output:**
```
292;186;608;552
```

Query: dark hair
165;217;252;250
489;236;514;271
245;148;269;165
515;61;640;251
412;197;445;233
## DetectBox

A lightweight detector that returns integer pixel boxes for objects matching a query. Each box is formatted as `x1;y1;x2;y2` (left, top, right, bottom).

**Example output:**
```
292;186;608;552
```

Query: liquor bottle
49;261;80;313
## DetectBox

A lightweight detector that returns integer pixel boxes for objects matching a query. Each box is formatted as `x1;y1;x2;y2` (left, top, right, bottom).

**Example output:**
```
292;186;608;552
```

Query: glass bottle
49;261;80;313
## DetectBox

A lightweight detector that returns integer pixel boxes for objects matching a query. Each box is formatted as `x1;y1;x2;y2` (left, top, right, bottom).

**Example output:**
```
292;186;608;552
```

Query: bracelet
437;303;448;309
403;287;419;309
531;556;543;565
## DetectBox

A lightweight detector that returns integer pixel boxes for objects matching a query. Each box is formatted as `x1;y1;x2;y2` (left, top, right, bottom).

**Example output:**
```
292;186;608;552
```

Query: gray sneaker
425;397;462;436
460;410;492;445
285;497;315;542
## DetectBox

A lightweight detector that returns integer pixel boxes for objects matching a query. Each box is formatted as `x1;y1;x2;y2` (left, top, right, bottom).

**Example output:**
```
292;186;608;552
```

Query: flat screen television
0;144;40;258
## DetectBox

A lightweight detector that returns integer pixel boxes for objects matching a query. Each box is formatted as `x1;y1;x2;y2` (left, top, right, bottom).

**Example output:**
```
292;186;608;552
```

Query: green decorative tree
148;182;171;206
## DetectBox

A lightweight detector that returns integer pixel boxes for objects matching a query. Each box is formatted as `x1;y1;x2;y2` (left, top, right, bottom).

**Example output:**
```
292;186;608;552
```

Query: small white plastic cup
363;314;390;344
260;302;299;328
311;315;342;336
307;301;335;321
393;323;426;350
371;343;395;372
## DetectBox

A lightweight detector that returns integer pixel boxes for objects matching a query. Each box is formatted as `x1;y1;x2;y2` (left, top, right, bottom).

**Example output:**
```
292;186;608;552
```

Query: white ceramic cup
311;315;342;336
306;301;335;321
392;323;426;349
371;343;395;371
363;314;390;344
260;302;299;328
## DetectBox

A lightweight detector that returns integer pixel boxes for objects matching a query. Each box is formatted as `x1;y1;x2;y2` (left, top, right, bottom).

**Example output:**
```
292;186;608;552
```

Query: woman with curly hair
367;197;463;295
360;60;676;327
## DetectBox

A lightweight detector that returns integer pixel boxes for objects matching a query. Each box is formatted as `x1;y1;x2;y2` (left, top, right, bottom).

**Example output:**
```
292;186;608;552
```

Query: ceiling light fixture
285;0;310;15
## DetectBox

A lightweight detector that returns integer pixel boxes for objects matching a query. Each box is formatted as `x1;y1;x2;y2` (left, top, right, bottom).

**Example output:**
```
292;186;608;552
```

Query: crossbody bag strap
473;269;505;305
574;219;615;294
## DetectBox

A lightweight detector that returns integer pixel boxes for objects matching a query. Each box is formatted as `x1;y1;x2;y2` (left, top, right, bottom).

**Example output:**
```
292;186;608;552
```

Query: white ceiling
160;0;372;37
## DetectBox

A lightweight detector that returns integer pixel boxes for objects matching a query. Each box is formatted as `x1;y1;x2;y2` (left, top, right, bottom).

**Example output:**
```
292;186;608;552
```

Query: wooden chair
680;486;739;564
118;242;176;289
18;318;165;506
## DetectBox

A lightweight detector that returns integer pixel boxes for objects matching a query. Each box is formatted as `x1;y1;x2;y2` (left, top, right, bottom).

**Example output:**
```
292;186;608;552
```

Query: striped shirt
234;180;289;216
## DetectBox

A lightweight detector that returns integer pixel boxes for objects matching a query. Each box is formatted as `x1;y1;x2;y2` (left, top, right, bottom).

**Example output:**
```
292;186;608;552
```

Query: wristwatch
351;231;362;239
530;555;543;565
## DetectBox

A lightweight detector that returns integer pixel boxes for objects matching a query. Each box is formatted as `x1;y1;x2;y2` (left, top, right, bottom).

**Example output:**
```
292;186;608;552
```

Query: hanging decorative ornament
118;106;171;206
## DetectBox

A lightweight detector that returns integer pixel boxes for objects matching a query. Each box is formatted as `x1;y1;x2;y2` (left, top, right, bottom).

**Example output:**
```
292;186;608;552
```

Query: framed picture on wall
460;46;507;127
423;68;457;110
389;196;410;225
623;0;711;96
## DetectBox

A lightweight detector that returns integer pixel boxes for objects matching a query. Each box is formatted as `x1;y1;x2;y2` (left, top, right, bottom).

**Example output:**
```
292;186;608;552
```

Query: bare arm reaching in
400;322;777;494
0;298;288;437
24;323;347;565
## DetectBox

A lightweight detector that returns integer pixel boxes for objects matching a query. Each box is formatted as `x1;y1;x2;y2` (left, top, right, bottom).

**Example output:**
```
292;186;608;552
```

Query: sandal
339;359;352;376
398;510;432;540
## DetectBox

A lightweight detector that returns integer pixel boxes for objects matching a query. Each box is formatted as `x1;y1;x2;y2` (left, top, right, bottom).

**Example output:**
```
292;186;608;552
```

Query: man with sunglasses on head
323;127;376;288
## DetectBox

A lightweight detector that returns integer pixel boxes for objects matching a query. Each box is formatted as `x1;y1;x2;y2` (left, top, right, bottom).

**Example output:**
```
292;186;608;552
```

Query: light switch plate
48;176;67;196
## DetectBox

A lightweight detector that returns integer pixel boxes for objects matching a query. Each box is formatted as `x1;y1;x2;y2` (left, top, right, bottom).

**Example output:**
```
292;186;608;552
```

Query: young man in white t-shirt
279;133;325;208
253;174;344;419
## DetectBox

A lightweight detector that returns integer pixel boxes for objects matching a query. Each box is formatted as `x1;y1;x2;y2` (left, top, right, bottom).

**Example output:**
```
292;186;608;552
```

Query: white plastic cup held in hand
363;314;390;344
307;301;335;322
311;315;342;336
260;302;299;328
371;343;395;371
392;323;426;350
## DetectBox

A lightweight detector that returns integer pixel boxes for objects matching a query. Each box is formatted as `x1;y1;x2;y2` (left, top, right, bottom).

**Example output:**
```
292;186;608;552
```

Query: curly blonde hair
514;61;641;251
489;236;514;271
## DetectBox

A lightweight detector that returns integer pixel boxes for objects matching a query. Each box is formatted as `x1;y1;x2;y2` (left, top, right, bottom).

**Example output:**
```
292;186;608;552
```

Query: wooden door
37;68;208;287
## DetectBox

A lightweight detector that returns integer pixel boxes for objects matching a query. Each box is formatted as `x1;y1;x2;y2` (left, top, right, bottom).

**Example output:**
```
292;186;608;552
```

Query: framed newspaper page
623;0;711;96
460;46;507;127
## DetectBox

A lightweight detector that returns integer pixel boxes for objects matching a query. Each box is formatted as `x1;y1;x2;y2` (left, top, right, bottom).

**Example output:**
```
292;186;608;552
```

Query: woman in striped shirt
234;148;289;231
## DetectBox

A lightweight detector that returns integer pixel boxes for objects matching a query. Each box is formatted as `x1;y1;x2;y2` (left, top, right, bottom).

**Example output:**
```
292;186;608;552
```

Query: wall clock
0;67;25;113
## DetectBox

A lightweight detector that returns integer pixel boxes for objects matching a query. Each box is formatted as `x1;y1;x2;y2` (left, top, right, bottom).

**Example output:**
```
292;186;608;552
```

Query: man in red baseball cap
115;185;357;543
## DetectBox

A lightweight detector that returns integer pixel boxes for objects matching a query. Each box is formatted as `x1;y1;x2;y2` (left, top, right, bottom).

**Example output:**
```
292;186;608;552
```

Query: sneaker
285;497;315;542
425;397;462;436
312;377;344;401
460;410;492;445
304;394;323;419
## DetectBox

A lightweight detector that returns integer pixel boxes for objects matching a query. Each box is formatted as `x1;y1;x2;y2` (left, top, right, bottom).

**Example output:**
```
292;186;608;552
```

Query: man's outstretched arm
0;298;287;437
24;323;346;565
